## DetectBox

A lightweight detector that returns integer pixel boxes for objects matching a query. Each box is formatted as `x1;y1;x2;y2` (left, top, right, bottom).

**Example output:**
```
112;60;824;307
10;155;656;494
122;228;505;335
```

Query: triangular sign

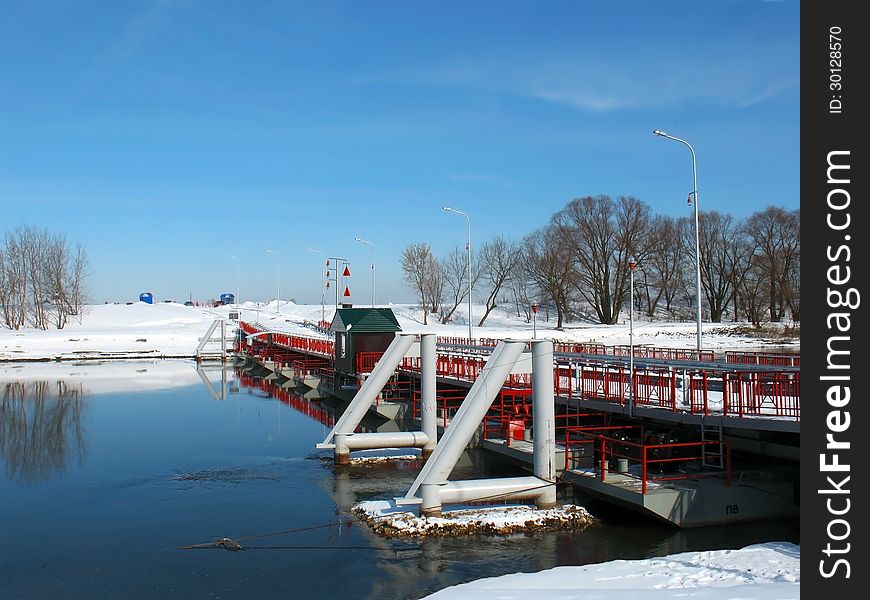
326;281;331;288
343;265;351;277
343;286;351;297
326;259;330;266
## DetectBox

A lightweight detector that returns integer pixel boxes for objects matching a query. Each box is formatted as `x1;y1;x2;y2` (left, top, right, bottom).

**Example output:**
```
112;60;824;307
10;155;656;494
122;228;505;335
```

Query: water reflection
0;379;87;484
0;360;237;485
0;361;799;600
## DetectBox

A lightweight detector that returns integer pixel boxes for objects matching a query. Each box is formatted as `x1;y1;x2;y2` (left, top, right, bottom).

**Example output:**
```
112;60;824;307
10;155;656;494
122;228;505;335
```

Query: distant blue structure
139;292;154;304
220;293;235;305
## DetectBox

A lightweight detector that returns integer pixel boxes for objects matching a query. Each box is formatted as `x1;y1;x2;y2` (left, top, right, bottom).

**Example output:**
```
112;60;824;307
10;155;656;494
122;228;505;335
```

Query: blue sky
1;0;799;306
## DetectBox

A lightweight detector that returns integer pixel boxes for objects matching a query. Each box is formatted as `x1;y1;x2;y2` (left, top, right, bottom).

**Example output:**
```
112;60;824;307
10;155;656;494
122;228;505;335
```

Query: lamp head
653;129;665;136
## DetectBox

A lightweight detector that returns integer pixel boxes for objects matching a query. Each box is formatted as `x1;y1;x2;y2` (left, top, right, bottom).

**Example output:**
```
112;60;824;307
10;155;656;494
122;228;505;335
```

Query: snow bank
421;542;799;599
0;300;797;362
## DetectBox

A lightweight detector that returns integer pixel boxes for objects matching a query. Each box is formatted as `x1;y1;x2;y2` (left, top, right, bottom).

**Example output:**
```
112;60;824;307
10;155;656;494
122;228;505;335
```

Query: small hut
330;307;402;375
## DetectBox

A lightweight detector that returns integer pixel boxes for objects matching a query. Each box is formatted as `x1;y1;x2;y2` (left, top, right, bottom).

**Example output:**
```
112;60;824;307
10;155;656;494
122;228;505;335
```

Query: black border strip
802;1;867;596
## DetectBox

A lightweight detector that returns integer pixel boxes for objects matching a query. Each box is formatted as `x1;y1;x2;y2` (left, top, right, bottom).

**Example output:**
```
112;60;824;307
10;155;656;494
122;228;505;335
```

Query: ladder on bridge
196;319;233;362
701;424;725;469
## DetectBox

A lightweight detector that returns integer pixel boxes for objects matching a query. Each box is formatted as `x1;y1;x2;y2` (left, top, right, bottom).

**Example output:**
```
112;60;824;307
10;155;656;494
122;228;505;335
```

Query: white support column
420;333;438;459
532;339;557;508
335;433;350;466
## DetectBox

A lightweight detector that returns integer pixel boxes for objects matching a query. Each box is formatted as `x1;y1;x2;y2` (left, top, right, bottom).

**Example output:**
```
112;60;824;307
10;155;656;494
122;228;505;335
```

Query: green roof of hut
330;308;401;333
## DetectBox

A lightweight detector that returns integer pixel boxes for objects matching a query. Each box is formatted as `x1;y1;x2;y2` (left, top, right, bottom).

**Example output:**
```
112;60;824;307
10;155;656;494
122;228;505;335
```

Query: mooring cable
178;516;358;551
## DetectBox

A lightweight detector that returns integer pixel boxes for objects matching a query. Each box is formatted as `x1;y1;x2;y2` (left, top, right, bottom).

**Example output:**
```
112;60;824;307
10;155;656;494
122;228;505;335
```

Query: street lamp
228;255;240;304
653;129;703;352
628;257;636;418
308;248;325;324
354;237;376;307
266;249;279;314
442;206;473;342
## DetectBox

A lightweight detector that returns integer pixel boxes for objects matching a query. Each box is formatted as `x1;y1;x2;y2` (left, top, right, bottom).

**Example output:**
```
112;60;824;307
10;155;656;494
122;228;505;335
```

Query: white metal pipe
404;340;527;501
343;431;431;450
531;340;557;508
420;333;437;454
437;476;551;505
318;333;416;448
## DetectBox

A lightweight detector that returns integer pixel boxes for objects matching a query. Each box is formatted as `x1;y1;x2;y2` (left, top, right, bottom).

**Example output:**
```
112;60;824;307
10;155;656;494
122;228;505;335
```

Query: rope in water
178;517;357;551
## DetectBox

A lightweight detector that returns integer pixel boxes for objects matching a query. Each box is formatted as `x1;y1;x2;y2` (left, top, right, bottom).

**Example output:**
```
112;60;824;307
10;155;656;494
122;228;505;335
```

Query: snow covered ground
0;299;798;361
420;542;799;599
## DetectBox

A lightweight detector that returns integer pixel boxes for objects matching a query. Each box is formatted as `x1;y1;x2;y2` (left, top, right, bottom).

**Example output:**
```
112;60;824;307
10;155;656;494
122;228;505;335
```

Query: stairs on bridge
196;319;234;361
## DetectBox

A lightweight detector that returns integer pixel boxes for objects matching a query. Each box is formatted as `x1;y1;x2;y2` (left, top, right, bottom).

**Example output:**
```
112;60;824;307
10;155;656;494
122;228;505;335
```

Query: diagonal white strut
318;333;416;448
403;340;527;501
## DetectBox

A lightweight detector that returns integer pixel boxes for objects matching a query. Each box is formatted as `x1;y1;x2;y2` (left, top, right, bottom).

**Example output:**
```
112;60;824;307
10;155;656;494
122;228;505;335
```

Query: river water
0;360;798;600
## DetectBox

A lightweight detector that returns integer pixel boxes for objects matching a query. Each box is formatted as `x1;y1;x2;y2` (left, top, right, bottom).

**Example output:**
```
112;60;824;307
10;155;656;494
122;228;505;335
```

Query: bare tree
640;215;687;319
736;258;769;327
400;242;438;325
694;211;742;323
424;256;444;317
555;195;651;325
476;236;522;327
438;246;469;324
743;206;800;322
0;226;89;330
522;225;573;329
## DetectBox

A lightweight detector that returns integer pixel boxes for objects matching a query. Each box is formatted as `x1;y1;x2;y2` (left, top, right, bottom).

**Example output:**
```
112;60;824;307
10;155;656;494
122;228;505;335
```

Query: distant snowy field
0;300;797;361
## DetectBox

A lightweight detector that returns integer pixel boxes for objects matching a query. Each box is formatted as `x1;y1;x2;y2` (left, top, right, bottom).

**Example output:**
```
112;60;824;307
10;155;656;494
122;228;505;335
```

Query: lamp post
229;254;240;304
628;258;636;418
266;249;279;314
653;129;703;352
442;206;473;342
354;237;376;307
308;248;325;324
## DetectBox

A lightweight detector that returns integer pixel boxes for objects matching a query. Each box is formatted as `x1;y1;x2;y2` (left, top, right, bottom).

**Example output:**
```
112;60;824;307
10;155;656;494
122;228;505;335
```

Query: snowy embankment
0;300;798;362
0;302;233;361
420;542;799;600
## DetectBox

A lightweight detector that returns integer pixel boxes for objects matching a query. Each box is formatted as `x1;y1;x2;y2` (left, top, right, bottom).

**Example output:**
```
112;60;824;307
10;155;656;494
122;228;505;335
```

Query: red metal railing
411;390;468;428
725;351;800;367
240;321;800;422
564;429;728;494
355;351;384;374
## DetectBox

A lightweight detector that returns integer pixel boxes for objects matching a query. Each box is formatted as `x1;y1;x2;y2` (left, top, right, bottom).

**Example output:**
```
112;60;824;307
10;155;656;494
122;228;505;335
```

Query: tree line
0;225;89;330
400;196;799;328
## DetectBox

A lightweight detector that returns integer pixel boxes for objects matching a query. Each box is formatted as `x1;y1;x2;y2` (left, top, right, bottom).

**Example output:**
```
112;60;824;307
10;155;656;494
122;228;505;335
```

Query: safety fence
240;322;800;421
553;361;800;420
724;350;800;367
563;427;730;495
355;351;383;374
